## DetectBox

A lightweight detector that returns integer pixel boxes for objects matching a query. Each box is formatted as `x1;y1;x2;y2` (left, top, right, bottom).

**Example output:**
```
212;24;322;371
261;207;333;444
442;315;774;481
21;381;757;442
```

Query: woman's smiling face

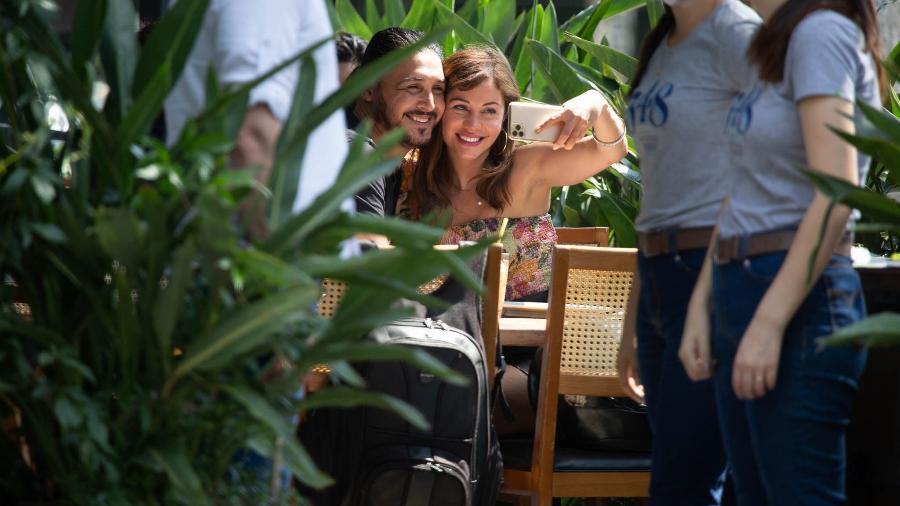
441;78;506;163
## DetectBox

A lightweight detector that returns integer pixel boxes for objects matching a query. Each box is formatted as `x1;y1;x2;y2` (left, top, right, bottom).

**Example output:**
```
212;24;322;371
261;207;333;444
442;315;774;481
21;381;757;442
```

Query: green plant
330;0;660;246
808;42;900;347
0;1;485;504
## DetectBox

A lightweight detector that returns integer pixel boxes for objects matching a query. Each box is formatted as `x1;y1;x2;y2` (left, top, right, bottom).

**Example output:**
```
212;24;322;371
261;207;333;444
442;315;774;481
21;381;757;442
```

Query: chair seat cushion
500;438;652;472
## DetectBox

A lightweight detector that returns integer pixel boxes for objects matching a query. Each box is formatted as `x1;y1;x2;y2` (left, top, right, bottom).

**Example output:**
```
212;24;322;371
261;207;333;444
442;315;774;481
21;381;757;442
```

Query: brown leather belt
637;227;714;257
715;229;853;264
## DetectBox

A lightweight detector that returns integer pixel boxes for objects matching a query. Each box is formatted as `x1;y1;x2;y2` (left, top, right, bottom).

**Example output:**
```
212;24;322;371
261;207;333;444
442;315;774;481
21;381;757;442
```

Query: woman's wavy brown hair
748;0;886;97
412;45;520;217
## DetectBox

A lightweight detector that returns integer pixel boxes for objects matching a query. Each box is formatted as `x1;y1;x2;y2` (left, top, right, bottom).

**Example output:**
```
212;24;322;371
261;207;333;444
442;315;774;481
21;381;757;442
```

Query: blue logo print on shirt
627;80;674;127
725;85;763;135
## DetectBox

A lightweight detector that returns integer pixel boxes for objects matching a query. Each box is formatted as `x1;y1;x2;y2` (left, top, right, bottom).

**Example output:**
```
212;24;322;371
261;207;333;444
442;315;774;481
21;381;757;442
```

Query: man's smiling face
366;50;445;148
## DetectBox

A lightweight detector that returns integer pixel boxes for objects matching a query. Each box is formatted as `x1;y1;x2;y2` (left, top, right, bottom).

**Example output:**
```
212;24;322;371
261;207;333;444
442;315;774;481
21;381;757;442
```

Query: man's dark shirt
349;129;403;217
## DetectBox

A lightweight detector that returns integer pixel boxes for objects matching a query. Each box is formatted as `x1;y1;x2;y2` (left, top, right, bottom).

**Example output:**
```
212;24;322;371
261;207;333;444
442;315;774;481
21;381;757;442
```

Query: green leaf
857;100;900;146
165;284;320;394
401;0;437;29
525;39;595;102
297;387;429;429
480;0;518;49
132;0;210;100
114;61;172;164
224;386;333;488
433;1;495;46
269;53;317;229
94;207;144;269
802;169;900;223
153;240;196;370
384;0;407;26
564;32;638;82
54;396;83;429
561;0;645;39
30;222;66;244
30;175;56;203
70;0;107;82
646;0;666;28
298;341;467;387
538;1;560;53
147;443;209;505
99;0;138;123
264;128;405;255
582;187;637;247
364;0;386;32
818;312;900;348
335;0;373;39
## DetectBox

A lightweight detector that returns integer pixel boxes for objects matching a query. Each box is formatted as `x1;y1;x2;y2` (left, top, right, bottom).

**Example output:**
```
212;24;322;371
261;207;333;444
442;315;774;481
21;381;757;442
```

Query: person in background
163;0;349;493
614;0;760;503
335;31;367;83
679;0;884;502
351;27;445;222
335;31;367;129
165;0;350;241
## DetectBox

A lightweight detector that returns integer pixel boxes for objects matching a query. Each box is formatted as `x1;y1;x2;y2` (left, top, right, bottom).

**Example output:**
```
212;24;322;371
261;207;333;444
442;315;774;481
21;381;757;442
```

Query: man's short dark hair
359;27;442;69
335;31;367;66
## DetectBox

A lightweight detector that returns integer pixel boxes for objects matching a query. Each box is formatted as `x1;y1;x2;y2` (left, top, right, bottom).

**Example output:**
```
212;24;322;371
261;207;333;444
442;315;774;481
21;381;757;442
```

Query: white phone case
507;101;564;143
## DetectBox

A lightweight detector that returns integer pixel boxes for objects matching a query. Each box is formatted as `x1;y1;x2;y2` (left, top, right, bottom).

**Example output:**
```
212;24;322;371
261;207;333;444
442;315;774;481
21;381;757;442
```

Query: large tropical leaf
164;283;320;394
525;39;595;103
132;0;210;100
70;0;107;83
561;0;646;40
563;32;637;83
335;0;373;39
99;0;137;123
224;386;332;488
645;0;666;27
818;312;900;348
434;1;495;46
803;169;900;223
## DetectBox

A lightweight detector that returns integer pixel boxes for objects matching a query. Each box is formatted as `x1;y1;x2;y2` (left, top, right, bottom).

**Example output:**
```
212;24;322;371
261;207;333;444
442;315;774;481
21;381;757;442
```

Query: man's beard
371;91;434;149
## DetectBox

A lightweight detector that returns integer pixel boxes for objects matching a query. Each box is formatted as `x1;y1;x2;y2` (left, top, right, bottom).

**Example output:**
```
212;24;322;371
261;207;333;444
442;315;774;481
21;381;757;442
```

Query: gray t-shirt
627;0;760;232
719;10;880;238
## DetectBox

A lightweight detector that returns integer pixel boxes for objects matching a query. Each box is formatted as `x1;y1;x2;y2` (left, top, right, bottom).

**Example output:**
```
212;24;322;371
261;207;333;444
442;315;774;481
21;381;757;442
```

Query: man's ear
362;87;375;102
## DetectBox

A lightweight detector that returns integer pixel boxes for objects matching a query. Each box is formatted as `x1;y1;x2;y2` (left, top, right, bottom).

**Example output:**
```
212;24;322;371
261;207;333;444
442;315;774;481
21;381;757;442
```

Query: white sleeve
211;0;301;122
291;0;350;215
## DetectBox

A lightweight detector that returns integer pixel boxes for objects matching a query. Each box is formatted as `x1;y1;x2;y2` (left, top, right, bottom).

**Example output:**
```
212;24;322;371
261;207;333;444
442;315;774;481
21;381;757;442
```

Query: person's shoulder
710;0;761;36
794;9;861;44
346;129;376;152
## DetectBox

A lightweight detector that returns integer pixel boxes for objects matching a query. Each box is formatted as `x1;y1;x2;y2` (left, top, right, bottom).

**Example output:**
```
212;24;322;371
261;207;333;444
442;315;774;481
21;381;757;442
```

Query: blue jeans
637;248;729;505
710;252;867;505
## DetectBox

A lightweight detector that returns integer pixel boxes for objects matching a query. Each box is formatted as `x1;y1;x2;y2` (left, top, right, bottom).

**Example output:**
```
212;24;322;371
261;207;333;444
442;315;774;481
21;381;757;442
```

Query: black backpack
300;255;502;506
347;317;500;505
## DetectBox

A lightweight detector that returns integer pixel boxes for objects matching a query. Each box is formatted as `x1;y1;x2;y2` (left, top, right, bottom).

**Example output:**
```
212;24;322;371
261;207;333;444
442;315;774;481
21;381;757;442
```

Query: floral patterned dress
394;158;557;300
443;215;557;301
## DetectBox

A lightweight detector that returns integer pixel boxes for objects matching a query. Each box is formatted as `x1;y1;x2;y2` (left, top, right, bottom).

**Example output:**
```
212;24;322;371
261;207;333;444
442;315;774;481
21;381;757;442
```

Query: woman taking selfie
400;45;627;302
615;0;759;502
680;0;883;502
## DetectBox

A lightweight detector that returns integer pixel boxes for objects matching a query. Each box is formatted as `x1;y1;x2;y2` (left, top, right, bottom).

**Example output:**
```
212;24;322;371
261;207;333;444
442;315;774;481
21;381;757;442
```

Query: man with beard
352;27;445;218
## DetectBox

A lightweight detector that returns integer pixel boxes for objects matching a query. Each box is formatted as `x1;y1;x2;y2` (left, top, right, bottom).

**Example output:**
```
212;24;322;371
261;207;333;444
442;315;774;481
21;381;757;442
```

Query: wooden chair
556;227;609;247
498;245;650;505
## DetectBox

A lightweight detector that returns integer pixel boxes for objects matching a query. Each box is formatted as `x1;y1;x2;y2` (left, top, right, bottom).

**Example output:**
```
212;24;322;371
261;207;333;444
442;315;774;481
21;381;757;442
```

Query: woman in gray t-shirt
680;0;884;503
616;0;759;503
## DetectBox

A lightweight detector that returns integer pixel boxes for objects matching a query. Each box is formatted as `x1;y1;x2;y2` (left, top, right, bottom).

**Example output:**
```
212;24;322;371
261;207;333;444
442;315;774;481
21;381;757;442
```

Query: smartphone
507;101;564;143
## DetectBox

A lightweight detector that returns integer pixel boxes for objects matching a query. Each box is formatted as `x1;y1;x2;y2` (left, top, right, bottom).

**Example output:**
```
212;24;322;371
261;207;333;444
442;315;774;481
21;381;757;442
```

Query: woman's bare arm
730;96;856;400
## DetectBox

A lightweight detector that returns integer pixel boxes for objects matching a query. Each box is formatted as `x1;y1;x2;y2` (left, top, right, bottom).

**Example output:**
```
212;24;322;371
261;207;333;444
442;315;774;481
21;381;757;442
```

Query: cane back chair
499;245;651;505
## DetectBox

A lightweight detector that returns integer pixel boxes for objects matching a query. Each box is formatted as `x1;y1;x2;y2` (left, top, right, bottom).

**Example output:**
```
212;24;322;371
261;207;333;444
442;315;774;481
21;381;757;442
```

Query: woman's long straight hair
630;7;675;94
748;0;886;96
